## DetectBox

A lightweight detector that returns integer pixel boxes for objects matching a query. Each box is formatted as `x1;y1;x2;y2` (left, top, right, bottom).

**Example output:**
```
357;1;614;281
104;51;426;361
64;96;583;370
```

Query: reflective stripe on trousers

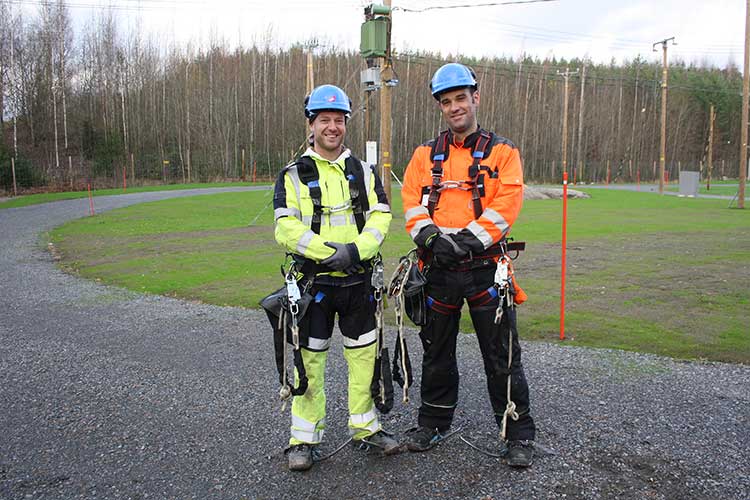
289;343;381;445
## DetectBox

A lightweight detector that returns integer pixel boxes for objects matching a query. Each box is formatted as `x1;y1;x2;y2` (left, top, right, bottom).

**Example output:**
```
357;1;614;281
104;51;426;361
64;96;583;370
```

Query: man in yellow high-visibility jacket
273;84;399;471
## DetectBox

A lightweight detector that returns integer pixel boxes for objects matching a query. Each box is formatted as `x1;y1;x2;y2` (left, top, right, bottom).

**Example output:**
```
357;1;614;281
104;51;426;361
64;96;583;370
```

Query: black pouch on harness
259;287;314;395
370;347;394;413
403;265;428;326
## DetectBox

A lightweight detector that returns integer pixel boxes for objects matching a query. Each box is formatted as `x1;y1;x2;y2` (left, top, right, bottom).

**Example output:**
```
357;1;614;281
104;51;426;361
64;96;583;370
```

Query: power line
394;53;743;96
393;0;556;12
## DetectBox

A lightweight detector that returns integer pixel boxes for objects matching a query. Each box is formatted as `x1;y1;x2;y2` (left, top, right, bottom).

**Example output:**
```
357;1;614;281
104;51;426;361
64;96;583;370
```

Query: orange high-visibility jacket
402;128;523;251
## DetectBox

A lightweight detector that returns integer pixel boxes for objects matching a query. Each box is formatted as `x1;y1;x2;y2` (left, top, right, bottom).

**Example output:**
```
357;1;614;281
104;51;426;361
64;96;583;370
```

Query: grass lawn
0;182;267;209
49;188;750;364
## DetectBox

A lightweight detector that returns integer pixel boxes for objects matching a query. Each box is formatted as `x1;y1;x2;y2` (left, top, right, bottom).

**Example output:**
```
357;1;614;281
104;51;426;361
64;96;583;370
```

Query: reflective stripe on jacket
402;129;523;250
273;147;392;268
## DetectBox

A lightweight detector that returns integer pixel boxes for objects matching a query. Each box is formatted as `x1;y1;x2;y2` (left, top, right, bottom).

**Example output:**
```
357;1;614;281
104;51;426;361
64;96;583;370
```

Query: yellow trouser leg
289;348;327;446
344;342;380;439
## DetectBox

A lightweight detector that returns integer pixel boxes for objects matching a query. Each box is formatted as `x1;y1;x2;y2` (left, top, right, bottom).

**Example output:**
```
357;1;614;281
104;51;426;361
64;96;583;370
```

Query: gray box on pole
679;171;700;197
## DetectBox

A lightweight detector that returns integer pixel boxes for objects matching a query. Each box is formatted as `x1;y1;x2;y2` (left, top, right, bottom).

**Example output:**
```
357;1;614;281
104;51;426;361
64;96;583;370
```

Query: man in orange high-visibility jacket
401;63;536;468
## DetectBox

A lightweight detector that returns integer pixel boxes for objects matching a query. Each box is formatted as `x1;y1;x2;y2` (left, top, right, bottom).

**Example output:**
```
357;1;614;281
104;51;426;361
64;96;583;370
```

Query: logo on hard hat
327;95;337;102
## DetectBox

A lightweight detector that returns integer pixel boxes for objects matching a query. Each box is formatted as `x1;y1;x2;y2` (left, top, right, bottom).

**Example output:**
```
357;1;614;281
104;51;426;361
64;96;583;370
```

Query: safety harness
369;255;395;413
269;155;395;414
386;251;418;404
296;155;369;235
426;129;496;219
491;242;522;441
291;155;372;278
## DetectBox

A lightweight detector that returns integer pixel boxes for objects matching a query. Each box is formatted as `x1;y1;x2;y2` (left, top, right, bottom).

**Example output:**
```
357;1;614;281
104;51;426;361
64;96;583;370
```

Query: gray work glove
321;242;360;272
342;263;366;275
430;233;468;268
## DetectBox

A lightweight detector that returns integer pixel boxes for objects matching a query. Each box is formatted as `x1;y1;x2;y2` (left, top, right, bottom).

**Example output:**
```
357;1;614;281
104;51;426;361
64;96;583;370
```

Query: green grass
49;188;750;364
0;182;268;209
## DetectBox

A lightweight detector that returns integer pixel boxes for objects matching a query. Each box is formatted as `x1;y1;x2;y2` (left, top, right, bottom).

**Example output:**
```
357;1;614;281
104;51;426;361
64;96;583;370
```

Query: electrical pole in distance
653;37;676;194
740;0;749;209
557;67;578;178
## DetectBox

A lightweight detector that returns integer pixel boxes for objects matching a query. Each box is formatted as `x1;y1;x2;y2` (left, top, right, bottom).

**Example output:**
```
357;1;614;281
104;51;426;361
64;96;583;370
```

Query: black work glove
342;263;365;275
414;224;441;249
451;229;485;254
429;233;468;268
321;242;360;272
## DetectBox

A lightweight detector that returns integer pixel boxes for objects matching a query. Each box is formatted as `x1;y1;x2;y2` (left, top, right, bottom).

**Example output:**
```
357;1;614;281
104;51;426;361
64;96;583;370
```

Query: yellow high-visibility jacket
273;148;391;272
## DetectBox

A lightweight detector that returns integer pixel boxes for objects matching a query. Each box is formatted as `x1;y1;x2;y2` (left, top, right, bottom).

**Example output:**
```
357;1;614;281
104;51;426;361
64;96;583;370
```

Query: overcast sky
57;0;746;68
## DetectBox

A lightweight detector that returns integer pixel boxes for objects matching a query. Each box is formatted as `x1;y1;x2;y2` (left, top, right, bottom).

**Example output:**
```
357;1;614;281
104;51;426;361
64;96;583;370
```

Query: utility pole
379;0;394;204
557;67;578;176
306;48;314;95
360;3;395;202
305;42;316;142
575;63;587;183
653;37;675;194
707;104;715;190
740;0;749;209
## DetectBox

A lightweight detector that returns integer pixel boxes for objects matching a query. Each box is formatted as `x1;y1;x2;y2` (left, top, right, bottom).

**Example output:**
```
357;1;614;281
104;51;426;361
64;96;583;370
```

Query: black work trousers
417;264;536;441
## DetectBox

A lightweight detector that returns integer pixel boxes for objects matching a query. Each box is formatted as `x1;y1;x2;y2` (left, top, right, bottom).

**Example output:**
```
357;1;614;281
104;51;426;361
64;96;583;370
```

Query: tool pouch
403;265;429;326
259;287;314;395
260;286;314;340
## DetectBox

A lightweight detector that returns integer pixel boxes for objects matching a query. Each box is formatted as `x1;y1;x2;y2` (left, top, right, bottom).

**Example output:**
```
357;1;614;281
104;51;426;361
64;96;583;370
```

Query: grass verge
49;188;750;363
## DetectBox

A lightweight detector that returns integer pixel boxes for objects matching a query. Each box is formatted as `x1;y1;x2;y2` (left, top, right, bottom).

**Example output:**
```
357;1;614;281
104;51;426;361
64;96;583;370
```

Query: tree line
0;1;744;192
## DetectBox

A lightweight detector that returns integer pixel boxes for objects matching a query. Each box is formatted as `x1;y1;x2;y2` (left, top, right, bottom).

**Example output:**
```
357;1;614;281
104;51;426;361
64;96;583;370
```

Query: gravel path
1;189;748;499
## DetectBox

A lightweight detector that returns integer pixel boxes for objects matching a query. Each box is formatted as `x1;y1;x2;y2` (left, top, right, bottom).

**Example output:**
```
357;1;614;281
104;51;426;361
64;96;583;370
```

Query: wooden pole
708;104;715;190
379;0;394;204
575;64;587;184
558;67;578;176
11;157;18;196
654;37;675;194
606;159;610;185
740;0;749;209
241;148;246;181
560;171;568;341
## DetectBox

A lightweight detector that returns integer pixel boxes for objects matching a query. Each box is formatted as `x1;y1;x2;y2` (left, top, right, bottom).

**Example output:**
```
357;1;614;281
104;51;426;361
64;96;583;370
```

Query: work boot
286;444;314;471
506;440;534;468
356;430;402;455
405;426;442;452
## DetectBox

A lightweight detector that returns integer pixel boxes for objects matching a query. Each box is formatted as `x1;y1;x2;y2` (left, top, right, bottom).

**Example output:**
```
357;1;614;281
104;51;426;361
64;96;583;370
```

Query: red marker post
560;171;568;341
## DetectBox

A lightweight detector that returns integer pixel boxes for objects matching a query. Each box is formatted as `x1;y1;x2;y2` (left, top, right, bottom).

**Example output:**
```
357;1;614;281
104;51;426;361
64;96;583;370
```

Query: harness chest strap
427;130;494;220
296;155;369;234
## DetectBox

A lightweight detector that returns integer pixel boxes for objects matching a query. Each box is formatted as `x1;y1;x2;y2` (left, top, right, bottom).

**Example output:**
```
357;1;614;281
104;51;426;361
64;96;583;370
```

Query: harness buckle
321;200;352;214
437;180;472;192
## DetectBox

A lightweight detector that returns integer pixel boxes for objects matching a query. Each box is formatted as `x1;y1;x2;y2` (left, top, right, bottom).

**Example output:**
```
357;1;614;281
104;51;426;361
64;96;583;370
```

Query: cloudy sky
58;0;745;68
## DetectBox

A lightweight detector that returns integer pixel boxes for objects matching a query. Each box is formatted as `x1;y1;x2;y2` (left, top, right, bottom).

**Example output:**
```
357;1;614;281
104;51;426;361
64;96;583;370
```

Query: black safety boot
506;440;534;468
356;430;402;455
405;426;442;452
286;444;314;471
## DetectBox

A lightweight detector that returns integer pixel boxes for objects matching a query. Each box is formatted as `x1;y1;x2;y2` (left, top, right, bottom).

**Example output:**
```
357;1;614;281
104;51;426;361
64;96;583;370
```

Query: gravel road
1;188;748;499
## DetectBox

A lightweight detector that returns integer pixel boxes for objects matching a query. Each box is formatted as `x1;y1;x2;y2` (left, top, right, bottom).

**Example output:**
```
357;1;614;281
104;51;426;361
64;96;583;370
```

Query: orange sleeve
402;145;437;243
464;144;524;248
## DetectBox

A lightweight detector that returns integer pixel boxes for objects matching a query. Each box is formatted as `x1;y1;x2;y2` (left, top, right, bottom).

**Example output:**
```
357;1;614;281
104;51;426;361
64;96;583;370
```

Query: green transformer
360;17;388;58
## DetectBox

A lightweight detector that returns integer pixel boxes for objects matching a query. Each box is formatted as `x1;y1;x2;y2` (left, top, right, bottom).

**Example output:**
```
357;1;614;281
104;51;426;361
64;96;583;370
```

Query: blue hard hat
430;63;478;99
304;84;352;120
